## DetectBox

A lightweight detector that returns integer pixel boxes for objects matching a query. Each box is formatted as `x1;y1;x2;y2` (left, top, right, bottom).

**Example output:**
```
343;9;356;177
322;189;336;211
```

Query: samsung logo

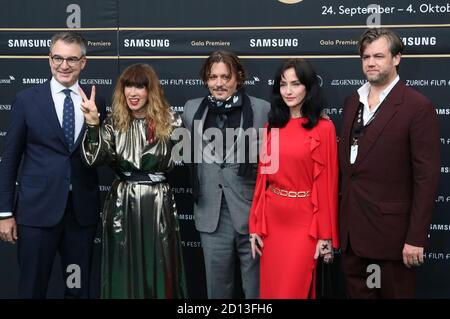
250;38;299;47
436;109;450;115
171;106;184;112
0;104;11;111
22;78;48;84
441;167;450;173
401;37;436;46
123;39;170;48
8;39;51;48
80;78;112;85
178;214;194;220
430;224;450;231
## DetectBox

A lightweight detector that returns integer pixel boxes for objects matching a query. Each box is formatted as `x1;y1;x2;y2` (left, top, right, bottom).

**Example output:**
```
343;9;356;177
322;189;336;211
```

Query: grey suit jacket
181;95;270;234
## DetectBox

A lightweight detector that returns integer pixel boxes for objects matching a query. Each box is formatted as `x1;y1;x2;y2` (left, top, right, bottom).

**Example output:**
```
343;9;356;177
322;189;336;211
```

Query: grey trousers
200;197;259;299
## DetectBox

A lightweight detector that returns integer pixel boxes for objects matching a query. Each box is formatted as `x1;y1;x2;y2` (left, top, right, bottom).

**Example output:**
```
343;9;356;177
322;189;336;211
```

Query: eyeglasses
50;54;84;67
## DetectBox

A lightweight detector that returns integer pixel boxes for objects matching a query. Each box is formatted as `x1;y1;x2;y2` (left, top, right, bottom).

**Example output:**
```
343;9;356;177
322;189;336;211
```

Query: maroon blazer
338;81;440;260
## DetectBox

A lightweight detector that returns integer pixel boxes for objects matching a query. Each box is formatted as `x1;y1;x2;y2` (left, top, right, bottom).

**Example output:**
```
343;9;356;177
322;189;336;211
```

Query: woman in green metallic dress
79;63;187;298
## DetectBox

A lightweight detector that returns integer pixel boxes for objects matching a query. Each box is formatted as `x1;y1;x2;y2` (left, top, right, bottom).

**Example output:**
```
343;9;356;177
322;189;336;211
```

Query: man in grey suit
181;51;270;298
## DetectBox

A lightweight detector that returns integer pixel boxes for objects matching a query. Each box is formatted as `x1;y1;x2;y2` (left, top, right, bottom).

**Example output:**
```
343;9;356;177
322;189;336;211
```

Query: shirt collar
358;75;400;108
50;77;80;95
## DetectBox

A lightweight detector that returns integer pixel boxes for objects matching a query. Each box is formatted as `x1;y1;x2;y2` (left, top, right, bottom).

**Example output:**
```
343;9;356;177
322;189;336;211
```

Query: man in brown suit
338;28;440;298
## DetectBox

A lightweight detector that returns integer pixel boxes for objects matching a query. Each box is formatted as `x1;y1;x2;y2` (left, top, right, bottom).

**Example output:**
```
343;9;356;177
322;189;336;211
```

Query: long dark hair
268;58;324;130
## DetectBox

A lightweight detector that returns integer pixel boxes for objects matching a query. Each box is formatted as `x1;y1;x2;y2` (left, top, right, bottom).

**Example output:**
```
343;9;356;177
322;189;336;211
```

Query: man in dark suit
338;28;440;298
182;51;270;298
0;31;106;298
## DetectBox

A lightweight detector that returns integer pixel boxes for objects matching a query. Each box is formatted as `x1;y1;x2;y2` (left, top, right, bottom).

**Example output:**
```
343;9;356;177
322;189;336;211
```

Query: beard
365;69;390;85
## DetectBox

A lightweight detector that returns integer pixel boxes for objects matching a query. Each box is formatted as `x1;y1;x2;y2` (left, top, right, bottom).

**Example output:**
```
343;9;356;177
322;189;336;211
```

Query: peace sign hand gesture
79;85;100;125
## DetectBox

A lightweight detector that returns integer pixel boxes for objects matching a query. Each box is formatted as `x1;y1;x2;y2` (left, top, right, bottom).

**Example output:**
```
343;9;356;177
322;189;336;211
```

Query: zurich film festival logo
171;187;192;194
323;107;343;116
160;79;204;86
435;195;450;203
181;241;202;248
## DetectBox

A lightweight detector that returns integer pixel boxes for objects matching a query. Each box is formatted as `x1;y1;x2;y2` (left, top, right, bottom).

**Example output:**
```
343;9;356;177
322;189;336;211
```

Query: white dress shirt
348;76;400;165
357;75;400;125
50;77;84;140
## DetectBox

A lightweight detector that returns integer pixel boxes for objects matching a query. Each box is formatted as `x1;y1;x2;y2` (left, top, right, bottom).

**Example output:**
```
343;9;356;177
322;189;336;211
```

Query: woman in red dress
249;58;339;299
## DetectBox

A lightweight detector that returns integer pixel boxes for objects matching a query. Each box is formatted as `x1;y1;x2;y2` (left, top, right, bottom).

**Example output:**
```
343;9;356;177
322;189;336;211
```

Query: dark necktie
62;89;75;150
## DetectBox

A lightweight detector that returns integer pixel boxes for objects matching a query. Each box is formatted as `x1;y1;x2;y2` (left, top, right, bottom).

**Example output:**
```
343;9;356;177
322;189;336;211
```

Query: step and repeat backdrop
1;0;450;298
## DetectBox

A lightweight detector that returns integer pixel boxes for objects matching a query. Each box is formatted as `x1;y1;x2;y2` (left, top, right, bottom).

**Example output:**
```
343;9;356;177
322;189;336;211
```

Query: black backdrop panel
1;0;450;298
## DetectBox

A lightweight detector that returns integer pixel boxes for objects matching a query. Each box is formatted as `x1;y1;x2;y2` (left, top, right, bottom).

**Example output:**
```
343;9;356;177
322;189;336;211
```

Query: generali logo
278;0;303;4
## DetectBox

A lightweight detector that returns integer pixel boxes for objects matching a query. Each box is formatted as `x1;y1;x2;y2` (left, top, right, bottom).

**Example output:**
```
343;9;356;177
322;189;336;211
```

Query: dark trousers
341;243;416;299
17;193;97;298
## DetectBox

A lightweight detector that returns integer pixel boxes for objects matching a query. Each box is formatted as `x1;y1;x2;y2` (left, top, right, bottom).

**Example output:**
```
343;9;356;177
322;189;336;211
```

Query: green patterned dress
82;113;187;299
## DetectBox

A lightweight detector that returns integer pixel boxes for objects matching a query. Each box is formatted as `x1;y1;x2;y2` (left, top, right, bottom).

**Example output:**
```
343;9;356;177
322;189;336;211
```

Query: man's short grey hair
50;31;87;56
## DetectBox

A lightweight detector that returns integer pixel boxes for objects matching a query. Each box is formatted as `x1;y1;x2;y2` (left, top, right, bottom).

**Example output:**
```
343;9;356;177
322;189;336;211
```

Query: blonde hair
112;63;172;139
